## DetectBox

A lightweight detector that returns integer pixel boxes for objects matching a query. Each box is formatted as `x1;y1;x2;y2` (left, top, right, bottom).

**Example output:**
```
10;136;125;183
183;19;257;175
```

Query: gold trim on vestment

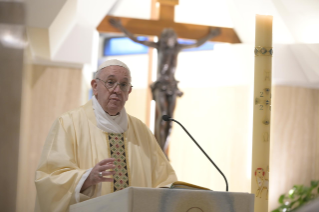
106;133;114;194
124;132;131;187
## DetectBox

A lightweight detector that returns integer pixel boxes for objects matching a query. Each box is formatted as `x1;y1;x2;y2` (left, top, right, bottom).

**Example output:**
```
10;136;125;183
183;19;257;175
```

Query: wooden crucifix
97;0;241;155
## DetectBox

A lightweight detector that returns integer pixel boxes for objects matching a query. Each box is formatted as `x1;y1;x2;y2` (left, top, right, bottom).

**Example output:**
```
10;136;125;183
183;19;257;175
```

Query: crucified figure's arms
179;27;220;50
109;18;158;48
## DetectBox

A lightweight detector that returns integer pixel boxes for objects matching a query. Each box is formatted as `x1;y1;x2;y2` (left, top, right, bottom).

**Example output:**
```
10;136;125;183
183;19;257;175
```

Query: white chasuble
34;100;177;212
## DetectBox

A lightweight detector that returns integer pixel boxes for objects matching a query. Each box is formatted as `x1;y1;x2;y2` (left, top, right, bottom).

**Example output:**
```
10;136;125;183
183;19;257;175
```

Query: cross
96;0;241;153
97;0;241;43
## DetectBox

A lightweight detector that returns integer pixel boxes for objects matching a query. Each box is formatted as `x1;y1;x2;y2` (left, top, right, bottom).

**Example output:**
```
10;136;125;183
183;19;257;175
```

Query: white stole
92;95;128;133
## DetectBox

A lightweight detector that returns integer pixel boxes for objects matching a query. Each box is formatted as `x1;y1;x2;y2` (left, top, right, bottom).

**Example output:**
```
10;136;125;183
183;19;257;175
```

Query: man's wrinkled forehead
101;68;130;81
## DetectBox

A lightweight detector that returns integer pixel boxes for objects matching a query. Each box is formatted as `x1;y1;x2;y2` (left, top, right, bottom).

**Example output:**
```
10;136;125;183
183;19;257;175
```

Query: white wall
169;44;254;192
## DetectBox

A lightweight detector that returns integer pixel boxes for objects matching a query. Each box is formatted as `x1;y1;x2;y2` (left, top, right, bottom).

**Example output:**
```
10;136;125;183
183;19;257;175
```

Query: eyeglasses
96;78;133;92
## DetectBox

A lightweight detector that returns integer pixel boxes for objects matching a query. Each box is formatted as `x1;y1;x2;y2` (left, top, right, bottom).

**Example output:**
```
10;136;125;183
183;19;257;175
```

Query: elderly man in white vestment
34;59;177;212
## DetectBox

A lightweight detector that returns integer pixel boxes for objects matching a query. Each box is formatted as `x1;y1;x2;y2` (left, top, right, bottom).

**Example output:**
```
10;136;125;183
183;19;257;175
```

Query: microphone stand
163;115;229;192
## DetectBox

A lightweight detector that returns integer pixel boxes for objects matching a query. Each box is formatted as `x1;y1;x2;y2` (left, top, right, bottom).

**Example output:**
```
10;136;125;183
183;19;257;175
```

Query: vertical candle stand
251;14;273;212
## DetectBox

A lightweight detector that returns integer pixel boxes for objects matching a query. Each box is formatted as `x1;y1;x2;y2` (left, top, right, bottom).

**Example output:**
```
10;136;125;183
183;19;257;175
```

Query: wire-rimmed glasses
96;78;132;92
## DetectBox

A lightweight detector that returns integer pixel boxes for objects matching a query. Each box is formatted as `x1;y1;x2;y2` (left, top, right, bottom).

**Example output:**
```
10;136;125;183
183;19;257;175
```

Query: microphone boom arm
166;116;229;192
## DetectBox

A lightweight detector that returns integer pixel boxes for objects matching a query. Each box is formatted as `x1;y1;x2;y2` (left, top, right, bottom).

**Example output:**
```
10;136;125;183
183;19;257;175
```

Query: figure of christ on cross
110;18;220;155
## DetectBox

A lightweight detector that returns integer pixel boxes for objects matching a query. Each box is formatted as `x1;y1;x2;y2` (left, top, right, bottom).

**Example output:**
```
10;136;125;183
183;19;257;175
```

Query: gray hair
95;59;132;82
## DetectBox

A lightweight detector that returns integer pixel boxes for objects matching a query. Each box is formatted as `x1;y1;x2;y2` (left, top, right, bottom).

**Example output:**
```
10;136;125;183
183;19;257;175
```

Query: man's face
91;65;132;115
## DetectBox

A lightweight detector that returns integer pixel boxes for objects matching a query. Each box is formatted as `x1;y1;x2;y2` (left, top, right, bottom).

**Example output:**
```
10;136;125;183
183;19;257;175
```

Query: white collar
92;95;128;133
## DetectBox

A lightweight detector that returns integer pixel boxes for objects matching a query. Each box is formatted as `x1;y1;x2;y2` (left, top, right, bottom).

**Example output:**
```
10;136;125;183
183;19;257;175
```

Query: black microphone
162;115;229;192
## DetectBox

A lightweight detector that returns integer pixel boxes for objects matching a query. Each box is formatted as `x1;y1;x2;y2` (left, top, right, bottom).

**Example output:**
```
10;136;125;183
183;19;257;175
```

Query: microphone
162;115;171;122
162;115;229;192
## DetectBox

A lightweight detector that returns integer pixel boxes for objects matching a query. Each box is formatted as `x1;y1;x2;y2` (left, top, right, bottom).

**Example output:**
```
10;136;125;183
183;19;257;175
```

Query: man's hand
81;158;116;192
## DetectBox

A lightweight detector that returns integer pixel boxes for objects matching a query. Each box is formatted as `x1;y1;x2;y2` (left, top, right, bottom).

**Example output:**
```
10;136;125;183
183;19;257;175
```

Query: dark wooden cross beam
97;0;241;43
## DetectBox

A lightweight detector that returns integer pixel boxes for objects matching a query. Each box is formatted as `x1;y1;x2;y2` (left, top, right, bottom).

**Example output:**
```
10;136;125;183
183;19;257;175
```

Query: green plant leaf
279;194;285;204
311;180;319;188
302;186;309;194
295;185;303;195
288;188;295;199
276;180;319;212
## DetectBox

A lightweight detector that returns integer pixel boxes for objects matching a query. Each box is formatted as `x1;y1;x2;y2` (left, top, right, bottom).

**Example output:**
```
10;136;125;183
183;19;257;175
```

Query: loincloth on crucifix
151;78;183;153
151;79;183;97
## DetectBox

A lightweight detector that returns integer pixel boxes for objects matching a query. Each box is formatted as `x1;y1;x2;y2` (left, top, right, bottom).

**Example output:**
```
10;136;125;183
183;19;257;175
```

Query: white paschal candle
251;14;273;212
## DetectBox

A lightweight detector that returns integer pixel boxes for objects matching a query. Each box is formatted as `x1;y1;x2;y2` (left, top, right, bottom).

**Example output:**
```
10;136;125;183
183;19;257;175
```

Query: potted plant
272;180;319;212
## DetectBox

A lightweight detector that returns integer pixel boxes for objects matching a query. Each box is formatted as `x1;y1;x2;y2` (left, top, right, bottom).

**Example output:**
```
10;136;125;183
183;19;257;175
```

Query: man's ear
91;79;98;96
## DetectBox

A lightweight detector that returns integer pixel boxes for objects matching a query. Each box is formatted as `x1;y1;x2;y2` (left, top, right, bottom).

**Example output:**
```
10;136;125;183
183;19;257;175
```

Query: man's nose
112;83;122;93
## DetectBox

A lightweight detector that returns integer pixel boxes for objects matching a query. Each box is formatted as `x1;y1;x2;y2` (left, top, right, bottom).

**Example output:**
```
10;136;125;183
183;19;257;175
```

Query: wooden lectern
70;187;254;212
